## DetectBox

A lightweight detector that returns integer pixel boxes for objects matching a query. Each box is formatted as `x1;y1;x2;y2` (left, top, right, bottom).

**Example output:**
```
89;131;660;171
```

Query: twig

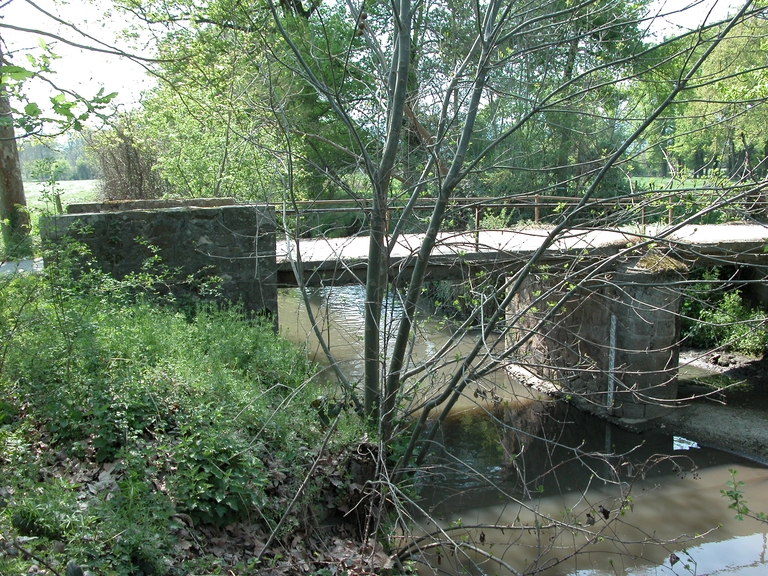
12;540;61;576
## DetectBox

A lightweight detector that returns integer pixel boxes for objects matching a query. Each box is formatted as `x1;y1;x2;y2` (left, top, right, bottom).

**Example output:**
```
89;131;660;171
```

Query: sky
0;0;745;130
652;0;741;34
1;0;156;117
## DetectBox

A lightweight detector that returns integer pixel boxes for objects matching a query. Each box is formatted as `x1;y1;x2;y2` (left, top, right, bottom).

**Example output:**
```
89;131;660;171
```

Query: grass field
23;179;100;213
630;175;718;190
1;180;100;256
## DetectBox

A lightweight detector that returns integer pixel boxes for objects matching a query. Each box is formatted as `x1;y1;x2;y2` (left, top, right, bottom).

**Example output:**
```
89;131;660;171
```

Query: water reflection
679;364;768;412
277;287;768;575
418;402;718;513
278;285;516;408
279;285;368;381
678;532;768;575
413;404;768;575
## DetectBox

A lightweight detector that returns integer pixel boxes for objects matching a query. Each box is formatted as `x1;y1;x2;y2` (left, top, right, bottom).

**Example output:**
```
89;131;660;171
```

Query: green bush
698;291;768;356
683;282;768;356
0;252;362;574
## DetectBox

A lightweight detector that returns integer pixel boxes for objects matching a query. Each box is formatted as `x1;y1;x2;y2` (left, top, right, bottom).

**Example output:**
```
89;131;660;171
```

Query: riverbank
656;350;768;465
0;272;375;575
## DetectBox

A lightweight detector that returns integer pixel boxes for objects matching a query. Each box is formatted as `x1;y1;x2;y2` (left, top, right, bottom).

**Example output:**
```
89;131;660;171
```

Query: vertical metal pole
474;206;480;251
607;313;617;409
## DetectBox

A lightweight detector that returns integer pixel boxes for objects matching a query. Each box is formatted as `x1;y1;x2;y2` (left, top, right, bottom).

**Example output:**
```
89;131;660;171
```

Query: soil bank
654;350;768;465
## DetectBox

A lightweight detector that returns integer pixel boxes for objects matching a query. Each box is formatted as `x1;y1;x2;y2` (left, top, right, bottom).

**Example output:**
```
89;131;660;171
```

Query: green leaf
2;65;35;82
94;88;119;103
24;102;42;117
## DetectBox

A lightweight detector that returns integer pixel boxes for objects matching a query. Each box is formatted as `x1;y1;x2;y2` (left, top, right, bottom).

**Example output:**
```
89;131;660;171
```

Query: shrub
684;285;768;356
0;256;360;574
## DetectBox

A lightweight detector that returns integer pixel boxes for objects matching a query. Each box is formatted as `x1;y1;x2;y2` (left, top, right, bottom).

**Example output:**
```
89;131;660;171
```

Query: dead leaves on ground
5;437;395;575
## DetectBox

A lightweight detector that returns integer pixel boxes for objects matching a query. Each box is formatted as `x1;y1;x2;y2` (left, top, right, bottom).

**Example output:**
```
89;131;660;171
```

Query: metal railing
267;189;768;228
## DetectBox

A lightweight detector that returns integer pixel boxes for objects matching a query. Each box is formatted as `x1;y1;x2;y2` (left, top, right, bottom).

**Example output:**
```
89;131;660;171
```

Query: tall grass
22;179;100;211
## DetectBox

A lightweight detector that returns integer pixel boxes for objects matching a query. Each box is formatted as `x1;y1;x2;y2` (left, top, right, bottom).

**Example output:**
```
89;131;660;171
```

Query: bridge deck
276;224;768;287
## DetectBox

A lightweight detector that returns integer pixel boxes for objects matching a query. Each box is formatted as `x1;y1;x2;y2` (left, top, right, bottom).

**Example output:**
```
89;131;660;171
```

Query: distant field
630;176;716;190
23;179;100;213
1;180;101;254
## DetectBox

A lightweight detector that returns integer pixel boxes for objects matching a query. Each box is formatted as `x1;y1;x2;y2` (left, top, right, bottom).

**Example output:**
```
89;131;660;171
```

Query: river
278;285;768;576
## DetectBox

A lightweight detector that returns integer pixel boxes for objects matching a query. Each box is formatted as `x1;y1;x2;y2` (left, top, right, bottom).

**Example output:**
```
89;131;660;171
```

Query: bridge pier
508;254;686;426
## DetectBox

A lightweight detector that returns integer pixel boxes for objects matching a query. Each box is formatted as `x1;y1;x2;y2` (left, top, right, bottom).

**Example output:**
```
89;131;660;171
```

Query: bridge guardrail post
668;194;675;225
474;205;481;251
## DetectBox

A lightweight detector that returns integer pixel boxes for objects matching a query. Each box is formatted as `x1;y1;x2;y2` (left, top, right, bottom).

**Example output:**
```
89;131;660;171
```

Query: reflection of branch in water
398;480;717;576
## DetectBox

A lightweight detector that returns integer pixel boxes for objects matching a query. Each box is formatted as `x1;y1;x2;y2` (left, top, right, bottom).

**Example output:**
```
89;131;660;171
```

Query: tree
263;0;752;425
252;0;768;569
128;18;284;200
668;16;768;180
1;27;118;250
86;112;170;199
0;0;153;249
0;37;30;252
132;0;765;476
6;0;768;571
115;0;378;207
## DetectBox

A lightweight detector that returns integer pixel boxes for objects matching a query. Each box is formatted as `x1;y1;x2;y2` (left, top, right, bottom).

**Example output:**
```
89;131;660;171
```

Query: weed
689;291;768;356
721;468;767;523
0;251;364;573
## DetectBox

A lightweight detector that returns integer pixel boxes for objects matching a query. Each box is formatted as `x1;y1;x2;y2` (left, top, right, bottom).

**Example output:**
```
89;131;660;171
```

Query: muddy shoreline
653;350;768;465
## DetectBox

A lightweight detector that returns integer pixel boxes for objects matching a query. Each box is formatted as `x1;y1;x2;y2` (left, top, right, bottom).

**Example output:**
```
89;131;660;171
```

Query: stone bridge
40;200;768;426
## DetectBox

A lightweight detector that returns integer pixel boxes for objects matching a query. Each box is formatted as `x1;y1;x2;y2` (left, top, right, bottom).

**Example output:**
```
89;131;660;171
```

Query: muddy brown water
278;286;768;575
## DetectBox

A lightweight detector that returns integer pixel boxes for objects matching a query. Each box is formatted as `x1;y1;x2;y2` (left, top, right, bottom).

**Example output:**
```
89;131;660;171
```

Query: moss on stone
636;251;688;273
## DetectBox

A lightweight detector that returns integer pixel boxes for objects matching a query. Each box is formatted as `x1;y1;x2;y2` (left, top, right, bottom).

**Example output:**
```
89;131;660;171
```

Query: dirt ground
654;350;768;465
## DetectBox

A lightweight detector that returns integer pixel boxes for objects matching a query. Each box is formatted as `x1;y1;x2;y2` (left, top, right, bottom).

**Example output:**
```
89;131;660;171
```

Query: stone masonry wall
609;262;682;420
508;254;685;424
40;203;277;318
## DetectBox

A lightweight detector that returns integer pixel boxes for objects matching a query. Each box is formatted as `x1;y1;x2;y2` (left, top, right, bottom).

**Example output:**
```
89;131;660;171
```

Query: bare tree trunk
381;0;500;444
364;0;412;418
0;41;30;252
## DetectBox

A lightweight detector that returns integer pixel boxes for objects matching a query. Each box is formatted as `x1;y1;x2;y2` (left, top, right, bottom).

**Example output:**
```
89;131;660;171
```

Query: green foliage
721;469;768;523
18;135;97;181
701;291;768;355
683;277;768;355
625;175;758;225
30;158;66;214
664;18;768;181
479;207;515;230
722;469;750;520
0;249;362;573
1;40;116;136
167;418;268;525
124;0;376;203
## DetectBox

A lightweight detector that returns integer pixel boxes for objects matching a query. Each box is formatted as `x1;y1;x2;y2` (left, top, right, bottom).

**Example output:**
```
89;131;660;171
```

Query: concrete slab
277;223;768;286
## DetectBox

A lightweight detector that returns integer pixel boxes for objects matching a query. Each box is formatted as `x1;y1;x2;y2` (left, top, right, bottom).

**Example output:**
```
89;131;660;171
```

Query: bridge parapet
40;201;277;318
